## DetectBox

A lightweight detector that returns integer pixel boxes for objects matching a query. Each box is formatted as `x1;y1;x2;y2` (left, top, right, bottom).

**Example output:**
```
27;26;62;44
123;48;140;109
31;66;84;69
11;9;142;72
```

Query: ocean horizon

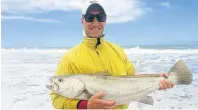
2;44;198;49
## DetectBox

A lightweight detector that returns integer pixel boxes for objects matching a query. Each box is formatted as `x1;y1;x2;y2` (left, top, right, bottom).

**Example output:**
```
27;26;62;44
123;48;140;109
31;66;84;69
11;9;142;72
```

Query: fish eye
58;78;63;82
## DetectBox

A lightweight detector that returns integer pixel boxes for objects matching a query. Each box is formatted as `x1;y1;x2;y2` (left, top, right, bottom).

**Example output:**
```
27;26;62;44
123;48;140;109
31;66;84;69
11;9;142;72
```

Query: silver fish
46;59;192;105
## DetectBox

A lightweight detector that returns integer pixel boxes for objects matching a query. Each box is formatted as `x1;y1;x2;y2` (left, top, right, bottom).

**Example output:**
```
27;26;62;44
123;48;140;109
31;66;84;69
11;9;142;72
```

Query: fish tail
168;59;192;85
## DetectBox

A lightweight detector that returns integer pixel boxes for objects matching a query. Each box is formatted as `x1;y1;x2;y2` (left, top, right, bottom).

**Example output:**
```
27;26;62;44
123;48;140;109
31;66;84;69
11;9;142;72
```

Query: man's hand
159;73;175;90
87;92;117;109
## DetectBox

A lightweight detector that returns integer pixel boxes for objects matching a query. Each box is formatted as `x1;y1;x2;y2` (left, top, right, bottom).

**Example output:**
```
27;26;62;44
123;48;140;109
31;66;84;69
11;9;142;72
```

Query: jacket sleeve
50;55;80;109
120;49;135;75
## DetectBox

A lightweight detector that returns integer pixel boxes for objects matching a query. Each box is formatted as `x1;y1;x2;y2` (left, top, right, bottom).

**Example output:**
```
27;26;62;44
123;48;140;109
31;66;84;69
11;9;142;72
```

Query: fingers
160;73;169;78
96;99;115;106
165;80;172;88
159;73;175;90
88;92;117;109
93;92;105;99
160;80;167;90
164;73;169;77
104;104;117;109
160;79;175;90
171;81;175;88
92;92;116;106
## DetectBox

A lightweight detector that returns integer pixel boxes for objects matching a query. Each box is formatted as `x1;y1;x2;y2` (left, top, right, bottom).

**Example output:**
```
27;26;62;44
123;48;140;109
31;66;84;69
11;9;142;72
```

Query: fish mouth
46;85;53;90
46;78;59;91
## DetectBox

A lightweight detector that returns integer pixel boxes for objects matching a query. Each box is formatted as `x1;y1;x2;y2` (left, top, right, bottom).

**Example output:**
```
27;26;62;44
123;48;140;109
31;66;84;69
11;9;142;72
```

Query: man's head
81;1;106;38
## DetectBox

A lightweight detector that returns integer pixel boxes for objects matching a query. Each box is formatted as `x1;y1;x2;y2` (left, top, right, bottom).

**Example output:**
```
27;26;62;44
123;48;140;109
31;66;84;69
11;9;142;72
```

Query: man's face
82;10;106;38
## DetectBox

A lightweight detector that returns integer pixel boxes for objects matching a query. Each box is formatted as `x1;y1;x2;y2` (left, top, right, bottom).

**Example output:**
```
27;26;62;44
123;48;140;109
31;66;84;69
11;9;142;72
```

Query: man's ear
81;17;84;24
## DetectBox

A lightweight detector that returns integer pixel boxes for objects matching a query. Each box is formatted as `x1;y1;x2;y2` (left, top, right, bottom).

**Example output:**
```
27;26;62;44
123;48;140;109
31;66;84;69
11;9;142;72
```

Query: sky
1;0;198;48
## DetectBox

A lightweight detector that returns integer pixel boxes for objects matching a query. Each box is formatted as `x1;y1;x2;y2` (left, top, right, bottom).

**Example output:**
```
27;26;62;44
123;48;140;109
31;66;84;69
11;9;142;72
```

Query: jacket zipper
95;37;108;72
96;50;108;73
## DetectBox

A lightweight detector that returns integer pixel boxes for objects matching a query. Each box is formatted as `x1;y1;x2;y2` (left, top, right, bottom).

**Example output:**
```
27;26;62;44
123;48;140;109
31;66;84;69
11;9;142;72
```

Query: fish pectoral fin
84;89;93;99
138;96;154;105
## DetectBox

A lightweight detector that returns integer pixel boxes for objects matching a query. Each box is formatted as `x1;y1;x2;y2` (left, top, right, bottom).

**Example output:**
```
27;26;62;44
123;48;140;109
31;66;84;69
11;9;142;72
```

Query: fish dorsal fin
119;74;160;78
93;73;161;78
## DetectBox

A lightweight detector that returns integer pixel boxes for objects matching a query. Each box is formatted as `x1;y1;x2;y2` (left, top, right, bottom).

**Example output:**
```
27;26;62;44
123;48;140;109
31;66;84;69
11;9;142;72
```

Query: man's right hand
87;92;117;109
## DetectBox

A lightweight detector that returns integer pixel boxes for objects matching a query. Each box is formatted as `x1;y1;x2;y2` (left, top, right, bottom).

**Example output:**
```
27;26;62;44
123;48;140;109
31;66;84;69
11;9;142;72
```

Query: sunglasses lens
85;14;95;22
84;14;106;22
97;14;106;22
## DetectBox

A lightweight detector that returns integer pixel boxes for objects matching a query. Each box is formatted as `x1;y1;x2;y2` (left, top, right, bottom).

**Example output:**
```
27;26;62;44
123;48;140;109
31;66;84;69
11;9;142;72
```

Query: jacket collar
83;35;105;50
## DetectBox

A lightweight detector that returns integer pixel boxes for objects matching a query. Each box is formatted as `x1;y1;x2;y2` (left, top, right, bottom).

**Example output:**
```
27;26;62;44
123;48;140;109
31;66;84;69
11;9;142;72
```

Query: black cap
85;3;106;15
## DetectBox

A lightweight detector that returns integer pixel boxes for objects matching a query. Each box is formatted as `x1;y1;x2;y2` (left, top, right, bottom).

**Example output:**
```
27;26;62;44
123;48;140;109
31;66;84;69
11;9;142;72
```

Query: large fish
46;59;192;105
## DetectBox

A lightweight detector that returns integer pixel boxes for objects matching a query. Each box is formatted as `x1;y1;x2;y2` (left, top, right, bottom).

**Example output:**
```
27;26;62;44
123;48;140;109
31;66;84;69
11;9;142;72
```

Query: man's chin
89;34;103;38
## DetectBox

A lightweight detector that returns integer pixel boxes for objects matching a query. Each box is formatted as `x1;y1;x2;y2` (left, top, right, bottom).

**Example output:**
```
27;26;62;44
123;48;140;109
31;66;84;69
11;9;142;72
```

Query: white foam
124;46;198;55
1;48;198;110
2;47;198;54
1;48;69;53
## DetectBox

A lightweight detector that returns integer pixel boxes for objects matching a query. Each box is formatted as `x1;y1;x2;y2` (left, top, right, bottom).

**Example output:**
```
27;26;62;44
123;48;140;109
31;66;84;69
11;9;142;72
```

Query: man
50;1;174;109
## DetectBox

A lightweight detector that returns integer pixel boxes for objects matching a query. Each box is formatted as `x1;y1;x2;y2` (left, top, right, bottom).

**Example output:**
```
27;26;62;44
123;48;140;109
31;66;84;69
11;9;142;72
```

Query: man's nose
92;18;99;25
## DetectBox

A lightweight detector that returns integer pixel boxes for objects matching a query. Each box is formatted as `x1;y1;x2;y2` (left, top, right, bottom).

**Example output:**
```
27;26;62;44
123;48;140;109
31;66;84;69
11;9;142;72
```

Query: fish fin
84;89;93;99
138;96;154;105
168;59;192;85
74;90;90;100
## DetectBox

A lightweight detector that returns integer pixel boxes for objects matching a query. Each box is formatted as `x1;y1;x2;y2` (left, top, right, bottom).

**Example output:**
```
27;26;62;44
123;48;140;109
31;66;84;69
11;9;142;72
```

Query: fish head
46;76;85;98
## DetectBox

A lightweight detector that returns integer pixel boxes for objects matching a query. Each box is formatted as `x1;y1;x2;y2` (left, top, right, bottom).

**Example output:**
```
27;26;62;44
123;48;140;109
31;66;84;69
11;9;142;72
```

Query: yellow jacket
50;36;135;109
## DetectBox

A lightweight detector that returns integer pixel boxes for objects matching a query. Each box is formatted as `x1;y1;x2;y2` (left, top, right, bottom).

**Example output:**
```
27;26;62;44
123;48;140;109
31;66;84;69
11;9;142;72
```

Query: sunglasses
83;14;106;22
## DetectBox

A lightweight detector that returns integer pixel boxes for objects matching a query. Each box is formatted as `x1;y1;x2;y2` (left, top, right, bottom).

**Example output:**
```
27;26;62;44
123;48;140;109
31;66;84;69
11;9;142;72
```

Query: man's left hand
159;73;175;90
